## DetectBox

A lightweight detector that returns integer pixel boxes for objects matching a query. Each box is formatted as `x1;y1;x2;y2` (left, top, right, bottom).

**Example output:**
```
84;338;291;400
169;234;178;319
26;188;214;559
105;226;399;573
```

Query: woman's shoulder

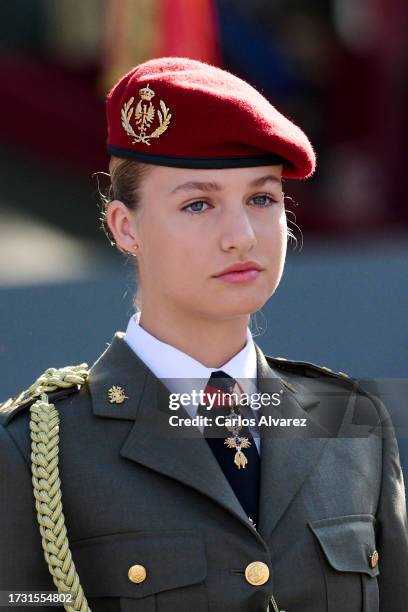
264;352;395;435
262;353;357;399
0;362;92;471
265;354;351;381
0;362;90;429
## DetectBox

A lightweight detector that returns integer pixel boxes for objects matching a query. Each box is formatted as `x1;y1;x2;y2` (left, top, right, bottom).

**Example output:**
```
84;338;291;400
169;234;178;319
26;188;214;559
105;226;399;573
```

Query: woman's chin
208;294;269;317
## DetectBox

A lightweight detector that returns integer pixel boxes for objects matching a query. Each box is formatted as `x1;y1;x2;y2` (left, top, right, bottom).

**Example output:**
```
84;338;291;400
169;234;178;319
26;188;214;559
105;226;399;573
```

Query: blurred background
0;0;407;470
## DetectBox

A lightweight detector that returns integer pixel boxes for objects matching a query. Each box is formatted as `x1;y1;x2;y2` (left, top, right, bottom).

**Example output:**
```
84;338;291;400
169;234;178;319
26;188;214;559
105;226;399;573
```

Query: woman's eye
182;194;278;213
182;200;210;213
250;194;278;207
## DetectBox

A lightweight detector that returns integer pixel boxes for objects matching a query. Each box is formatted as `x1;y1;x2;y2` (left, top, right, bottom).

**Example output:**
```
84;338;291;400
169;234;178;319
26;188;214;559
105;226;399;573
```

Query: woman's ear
106;199;140;254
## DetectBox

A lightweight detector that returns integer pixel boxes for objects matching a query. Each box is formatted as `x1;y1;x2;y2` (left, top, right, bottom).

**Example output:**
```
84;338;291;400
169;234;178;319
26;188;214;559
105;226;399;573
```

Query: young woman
1;57;407;612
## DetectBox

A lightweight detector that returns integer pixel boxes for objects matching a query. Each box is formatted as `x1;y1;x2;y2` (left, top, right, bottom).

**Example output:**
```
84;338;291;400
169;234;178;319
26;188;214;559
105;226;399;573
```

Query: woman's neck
138;309;250;368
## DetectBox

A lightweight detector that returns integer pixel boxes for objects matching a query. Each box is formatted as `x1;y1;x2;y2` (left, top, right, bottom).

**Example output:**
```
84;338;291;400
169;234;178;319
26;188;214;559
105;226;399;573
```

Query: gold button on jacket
128;564;147;584
245;561;270;586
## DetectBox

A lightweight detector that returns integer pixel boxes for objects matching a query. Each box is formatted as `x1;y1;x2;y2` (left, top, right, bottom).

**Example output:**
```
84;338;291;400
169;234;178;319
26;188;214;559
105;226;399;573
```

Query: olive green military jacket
1;332;407;612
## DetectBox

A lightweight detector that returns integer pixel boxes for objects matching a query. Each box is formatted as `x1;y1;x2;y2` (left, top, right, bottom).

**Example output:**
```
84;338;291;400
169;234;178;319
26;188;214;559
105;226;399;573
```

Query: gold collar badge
108;385;128;404
121;84;172;146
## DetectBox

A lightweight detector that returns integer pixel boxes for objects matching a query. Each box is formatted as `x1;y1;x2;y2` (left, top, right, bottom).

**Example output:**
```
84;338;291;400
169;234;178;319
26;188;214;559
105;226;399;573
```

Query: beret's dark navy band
107;145;287;169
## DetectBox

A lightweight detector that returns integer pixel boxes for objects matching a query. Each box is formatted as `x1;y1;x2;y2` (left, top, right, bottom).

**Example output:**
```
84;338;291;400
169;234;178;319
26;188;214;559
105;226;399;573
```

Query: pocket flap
70;530;207;598
308;514;379;577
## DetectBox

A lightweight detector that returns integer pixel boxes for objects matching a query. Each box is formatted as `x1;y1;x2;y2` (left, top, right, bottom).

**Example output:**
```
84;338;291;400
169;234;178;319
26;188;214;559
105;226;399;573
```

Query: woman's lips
215;269;261;283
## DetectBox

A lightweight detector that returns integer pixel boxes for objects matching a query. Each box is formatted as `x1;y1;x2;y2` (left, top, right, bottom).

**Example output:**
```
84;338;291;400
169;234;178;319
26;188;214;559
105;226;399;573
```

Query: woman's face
117;164;287;320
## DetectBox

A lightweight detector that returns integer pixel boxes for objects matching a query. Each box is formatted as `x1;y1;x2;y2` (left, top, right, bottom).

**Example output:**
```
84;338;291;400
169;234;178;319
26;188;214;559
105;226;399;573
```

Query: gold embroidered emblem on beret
121;84;172;146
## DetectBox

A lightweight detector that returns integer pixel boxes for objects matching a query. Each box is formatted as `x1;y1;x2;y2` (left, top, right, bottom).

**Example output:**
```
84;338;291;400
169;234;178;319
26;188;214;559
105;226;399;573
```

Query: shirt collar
123;312;257;394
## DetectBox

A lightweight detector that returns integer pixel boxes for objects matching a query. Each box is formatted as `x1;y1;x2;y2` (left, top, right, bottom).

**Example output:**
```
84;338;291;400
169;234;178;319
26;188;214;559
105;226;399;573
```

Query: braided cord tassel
269;595;285;612
27;364;89;402
1;364;89;413
30;373;91;612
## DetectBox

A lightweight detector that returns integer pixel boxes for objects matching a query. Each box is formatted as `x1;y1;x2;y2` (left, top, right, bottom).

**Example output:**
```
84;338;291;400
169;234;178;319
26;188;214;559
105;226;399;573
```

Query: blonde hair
96;156;153;311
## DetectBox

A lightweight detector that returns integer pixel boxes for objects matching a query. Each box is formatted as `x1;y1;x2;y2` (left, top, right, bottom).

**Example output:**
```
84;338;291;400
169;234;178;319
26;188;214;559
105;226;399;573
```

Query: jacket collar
88;332;329;542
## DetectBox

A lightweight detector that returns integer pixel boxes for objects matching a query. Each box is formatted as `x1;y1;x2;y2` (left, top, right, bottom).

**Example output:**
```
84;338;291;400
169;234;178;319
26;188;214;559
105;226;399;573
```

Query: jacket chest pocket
70;530;208;612
308;514;379;612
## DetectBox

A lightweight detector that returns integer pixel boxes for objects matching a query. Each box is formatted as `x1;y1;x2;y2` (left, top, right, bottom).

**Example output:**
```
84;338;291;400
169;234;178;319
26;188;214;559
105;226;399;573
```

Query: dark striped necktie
199;370;260;527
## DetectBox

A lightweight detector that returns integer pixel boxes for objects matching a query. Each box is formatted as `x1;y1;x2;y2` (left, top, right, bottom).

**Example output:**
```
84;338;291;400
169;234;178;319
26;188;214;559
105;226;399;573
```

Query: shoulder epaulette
266;355;351;382
0;363;89;426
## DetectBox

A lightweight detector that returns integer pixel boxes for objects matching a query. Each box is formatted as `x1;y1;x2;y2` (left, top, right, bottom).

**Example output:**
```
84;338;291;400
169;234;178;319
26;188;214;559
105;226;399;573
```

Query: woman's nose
219;209;257;253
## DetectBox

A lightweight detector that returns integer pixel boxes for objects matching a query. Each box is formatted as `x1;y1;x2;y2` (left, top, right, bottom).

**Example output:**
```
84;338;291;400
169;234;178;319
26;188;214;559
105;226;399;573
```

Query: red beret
106;57;316;179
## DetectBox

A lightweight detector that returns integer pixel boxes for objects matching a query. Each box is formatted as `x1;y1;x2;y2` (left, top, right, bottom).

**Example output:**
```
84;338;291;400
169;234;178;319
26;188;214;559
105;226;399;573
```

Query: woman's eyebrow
169;180;221;195
169;174;282;195
250;174;282;188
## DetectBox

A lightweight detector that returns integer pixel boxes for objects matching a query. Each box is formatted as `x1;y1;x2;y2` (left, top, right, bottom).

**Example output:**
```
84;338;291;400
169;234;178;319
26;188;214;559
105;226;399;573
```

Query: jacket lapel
87;332;331;542
254;344;331;542
88;333;251;529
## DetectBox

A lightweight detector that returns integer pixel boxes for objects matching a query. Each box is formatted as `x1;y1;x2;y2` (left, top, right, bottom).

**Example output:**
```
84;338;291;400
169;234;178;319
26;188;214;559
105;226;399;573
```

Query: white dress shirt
124;312;261;454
